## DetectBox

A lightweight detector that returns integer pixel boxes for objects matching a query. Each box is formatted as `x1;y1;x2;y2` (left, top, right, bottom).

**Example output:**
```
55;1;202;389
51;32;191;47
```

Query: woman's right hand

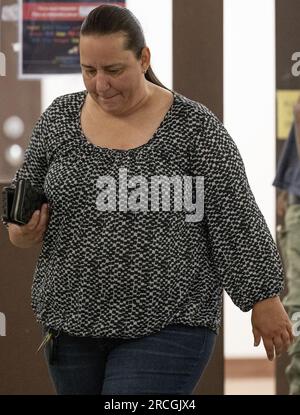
8;203;50;248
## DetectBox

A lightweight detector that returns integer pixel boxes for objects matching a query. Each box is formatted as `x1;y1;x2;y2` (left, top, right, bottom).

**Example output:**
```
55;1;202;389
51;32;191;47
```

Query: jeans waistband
288;193;300;205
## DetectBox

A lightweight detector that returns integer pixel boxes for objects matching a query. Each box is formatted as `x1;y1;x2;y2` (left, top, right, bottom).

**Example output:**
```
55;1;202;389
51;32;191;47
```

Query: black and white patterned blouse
3;89;284;338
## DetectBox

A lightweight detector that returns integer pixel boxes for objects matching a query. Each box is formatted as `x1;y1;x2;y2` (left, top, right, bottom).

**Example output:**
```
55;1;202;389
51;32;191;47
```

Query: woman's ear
140;46;151;71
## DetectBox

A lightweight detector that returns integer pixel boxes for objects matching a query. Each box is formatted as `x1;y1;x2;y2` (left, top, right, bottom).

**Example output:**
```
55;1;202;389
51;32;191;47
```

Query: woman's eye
83;68;122;76
85;69;96;76
108;69;122;75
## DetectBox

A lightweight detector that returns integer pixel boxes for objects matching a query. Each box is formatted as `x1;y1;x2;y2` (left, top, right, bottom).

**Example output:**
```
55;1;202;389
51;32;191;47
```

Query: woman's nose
95;72;110;92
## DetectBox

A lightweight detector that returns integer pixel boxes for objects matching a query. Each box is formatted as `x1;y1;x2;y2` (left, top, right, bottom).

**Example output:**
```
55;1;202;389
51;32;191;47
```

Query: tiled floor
225;377;275;395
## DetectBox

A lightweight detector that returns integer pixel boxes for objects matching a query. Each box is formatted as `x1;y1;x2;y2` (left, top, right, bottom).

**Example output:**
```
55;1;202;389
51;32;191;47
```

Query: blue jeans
42;323;216;395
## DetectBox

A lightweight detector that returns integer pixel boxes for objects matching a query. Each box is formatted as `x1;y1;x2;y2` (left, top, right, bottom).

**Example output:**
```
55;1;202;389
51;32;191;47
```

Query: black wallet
2;179;47;225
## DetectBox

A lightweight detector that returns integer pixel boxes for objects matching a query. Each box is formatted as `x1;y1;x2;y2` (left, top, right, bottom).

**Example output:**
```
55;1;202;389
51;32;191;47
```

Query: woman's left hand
251;296;295;361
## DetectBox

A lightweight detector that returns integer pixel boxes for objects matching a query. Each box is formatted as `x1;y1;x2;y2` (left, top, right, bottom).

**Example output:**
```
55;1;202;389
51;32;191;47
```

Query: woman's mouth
100;94;118;100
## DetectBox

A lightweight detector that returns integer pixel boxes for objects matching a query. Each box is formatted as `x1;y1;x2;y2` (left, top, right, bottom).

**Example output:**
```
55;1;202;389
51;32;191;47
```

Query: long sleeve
1;105;51;229
190;106;285;312
1;89;284;337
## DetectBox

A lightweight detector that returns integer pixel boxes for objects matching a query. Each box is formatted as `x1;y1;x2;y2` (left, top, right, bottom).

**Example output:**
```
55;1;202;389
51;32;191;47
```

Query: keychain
36;331;53;353
36;328;60;364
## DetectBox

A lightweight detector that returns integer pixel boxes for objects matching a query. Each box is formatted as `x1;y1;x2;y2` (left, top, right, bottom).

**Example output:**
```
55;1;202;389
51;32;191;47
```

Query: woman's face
79;33;150;115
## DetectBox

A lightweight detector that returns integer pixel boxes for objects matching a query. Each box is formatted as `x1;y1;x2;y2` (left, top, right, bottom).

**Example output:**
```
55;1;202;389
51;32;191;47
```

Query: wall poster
19;0;126;78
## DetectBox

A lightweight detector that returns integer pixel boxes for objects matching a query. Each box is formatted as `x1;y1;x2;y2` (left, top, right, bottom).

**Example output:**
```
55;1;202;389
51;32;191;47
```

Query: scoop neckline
77;89;178;155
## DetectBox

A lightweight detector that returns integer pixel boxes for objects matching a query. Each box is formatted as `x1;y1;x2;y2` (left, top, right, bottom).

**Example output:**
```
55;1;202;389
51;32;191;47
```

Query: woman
4;4;294;395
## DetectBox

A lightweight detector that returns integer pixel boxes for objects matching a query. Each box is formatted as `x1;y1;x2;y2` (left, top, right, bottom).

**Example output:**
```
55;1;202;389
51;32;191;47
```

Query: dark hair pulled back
80;4;170;91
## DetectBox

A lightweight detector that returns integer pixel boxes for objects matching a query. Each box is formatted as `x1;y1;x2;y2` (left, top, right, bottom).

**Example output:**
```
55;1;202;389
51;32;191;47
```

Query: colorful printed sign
20;0;126;78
